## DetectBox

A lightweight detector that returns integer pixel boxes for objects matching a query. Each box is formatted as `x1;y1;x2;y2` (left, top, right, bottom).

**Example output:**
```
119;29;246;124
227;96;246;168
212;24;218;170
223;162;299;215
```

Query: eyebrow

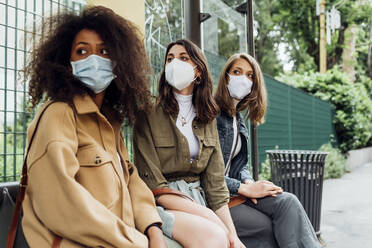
233;66;243;70
231;66;253;73
74;41;105;46
167;52;188;56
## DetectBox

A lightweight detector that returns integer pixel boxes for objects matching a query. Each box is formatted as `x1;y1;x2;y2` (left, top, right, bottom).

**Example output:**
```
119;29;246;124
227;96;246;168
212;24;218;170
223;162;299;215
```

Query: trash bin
266;150;328;236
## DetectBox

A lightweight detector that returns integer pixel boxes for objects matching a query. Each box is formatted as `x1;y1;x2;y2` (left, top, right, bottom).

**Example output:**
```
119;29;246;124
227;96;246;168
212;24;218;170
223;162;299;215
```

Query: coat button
95;156;101;164
144;173;149;177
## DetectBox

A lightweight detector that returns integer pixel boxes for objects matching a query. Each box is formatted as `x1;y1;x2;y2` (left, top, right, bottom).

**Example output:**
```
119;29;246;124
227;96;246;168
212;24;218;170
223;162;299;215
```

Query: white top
174;92;199;159
225;115;242;175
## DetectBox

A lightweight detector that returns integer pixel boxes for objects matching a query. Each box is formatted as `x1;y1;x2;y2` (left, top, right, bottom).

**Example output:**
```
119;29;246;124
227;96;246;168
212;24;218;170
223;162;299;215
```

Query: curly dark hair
157;39;219;124
24;6;153;124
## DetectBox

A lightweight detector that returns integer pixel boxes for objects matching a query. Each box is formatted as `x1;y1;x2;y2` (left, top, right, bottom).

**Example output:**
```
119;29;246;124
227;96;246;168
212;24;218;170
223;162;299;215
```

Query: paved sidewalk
320;162;372;247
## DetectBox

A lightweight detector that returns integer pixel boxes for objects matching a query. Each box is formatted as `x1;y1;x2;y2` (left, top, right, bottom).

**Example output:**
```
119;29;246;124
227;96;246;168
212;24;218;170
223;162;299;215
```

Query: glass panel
202;0;246;82
145;0;185;93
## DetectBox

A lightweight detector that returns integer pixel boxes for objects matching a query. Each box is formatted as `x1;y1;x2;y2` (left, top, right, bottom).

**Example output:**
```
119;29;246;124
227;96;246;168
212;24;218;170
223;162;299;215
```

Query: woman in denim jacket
214;53;321;248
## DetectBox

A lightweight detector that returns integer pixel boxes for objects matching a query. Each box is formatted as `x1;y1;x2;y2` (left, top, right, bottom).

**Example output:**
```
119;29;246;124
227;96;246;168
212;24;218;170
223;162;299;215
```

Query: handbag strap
228;195;246;208
6;101;62;248
152;187;194;202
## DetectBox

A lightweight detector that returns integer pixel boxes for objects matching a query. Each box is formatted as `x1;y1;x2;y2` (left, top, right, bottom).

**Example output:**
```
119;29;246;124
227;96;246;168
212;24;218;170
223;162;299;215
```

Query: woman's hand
147;225;167;248
238;180;283;204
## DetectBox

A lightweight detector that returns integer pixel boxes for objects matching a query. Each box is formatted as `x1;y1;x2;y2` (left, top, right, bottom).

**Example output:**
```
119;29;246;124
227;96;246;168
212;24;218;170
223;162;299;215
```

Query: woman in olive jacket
133;39;244;248
21;7;165;248
214;53;321;248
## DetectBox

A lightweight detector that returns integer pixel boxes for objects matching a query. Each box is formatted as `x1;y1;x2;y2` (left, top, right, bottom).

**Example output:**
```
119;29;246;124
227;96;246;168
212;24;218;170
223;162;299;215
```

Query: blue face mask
70;54;116;94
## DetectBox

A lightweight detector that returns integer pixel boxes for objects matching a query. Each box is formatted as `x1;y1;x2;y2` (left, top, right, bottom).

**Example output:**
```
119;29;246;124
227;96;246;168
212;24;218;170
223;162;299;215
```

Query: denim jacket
216;111;253;195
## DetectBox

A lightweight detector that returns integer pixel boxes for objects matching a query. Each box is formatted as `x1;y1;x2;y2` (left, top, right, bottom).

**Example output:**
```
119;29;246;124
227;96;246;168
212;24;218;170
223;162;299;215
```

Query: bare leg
169;210;229;248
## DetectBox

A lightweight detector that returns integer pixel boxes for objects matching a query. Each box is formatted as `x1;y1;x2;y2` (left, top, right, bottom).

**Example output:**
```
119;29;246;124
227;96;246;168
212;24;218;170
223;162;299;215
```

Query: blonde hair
214;53;267;125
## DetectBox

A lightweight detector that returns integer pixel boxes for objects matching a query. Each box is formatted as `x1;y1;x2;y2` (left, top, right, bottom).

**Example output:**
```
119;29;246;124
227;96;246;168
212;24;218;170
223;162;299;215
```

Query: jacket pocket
153;136;176;171
202;137;216;147
75;145;120;209
198;137;216;166
153;136;175;147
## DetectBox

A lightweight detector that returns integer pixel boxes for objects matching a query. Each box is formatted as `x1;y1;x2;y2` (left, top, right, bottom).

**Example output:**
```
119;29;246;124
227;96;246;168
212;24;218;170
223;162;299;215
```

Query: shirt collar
72;94;100;115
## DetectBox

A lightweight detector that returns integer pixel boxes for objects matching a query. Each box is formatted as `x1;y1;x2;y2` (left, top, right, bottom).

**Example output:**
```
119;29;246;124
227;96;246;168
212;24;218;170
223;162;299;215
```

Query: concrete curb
346;146;372;171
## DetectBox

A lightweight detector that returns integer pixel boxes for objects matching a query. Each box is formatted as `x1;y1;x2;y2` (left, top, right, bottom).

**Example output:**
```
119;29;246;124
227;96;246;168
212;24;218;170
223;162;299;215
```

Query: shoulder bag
3;102;62;248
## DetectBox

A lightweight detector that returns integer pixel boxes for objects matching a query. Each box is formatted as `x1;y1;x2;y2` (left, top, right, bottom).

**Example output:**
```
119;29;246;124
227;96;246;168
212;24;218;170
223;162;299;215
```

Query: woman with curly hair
133;39;244;248
214;53;320;247
22;6;166;248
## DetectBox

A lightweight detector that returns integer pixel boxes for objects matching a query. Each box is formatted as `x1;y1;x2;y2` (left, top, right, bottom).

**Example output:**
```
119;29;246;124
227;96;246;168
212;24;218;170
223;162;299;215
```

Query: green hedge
277;67;372;153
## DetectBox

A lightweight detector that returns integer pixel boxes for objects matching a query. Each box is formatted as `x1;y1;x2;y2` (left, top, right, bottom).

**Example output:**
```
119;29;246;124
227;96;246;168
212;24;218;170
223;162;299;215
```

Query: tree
275;0;372;74
253;0;283;76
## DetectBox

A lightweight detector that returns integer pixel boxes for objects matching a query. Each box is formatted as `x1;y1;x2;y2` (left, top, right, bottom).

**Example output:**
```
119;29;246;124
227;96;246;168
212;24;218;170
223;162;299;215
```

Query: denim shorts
156;180;207;238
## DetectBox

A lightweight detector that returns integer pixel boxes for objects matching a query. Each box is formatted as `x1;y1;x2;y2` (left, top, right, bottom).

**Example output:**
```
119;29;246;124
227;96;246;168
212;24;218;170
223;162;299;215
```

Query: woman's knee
278;192;302;209
198;223;228;248
171;211;228;248
231;204;274;239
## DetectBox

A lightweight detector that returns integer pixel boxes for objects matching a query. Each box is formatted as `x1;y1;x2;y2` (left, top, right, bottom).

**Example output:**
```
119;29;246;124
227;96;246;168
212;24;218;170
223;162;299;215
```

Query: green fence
0;0;84;182
257;75;336;165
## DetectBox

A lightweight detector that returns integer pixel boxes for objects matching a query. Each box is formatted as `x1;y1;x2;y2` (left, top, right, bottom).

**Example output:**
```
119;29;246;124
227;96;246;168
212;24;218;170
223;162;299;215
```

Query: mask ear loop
193;65;201;85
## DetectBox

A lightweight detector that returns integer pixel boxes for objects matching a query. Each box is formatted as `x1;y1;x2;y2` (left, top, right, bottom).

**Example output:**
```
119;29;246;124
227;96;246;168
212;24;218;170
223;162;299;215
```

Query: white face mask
165;58;196;91
71;54;116;94
227;74;253;100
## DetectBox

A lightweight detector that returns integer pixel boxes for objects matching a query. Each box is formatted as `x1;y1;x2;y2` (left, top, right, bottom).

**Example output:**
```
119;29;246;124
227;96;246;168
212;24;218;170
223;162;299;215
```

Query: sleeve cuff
144;222;162;237
225;176;241;195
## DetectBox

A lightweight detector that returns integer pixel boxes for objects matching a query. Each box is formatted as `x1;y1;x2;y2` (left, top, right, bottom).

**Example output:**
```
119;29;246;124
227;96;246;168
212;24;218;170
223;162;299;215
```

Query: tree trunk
342;24;358;82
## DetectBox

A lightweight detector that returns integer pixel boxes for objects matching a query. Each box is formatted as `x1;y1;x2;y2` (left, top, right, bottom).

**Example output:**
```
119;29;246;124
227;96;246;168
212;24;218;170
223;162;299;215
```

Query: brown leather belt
228;195;247;208
152;188;194;202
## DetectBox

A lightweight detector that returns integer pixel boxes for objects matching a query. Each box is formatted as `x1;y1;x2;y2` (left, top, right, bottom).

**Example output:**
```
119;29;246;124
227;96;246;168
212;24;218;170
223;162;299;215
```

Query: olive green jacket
133;104;229;211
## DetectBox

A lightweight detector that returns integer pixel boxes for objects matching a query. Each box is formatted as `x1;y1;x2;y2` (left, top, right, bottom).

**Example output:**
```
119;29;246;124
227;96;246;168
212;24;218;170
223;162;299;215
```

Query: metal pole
247;0;259;181
184;0;201;47
319;0;327;73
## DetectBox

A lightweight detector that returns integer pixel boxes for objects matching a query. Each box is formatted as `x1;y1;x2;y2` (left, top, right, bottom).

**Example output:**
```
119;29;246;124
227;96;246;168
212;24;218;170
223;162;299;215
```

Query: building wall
87;0;145;35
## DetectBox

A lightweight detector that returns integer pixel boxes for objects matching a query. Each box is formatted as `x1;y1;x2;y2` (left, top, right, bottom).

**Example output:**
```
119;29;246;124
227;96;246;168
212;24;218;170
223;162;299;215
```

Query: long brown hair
25;6;152;125
157;39;218;124
214;53;267;125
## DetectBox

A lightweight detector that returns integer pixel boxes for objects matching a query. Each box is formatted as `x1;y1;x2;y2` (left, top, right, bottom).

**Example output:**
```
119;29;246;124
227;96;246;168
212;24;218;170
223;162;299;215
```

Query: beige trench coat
22;94;161;248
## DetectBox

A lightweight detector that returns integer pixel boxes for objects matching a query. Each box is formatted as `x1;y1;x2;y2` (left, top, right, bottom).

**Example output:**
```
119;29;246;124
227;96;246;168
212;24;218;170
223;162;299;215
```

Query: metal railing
0;0;84;182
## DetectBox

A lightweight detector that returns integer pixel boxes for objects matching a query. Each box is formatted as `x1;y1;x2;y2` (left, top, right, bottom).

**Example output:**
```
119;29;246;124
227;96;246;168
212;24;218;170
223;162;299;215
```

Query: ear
194;65;201;78
195;76;201;85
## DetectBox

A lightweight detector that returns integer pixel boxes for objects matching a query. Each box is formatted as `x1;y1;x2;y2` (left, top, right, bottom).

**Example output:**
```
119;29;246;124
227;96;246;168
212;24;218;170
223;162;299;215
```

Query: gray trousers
230;192;321;248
